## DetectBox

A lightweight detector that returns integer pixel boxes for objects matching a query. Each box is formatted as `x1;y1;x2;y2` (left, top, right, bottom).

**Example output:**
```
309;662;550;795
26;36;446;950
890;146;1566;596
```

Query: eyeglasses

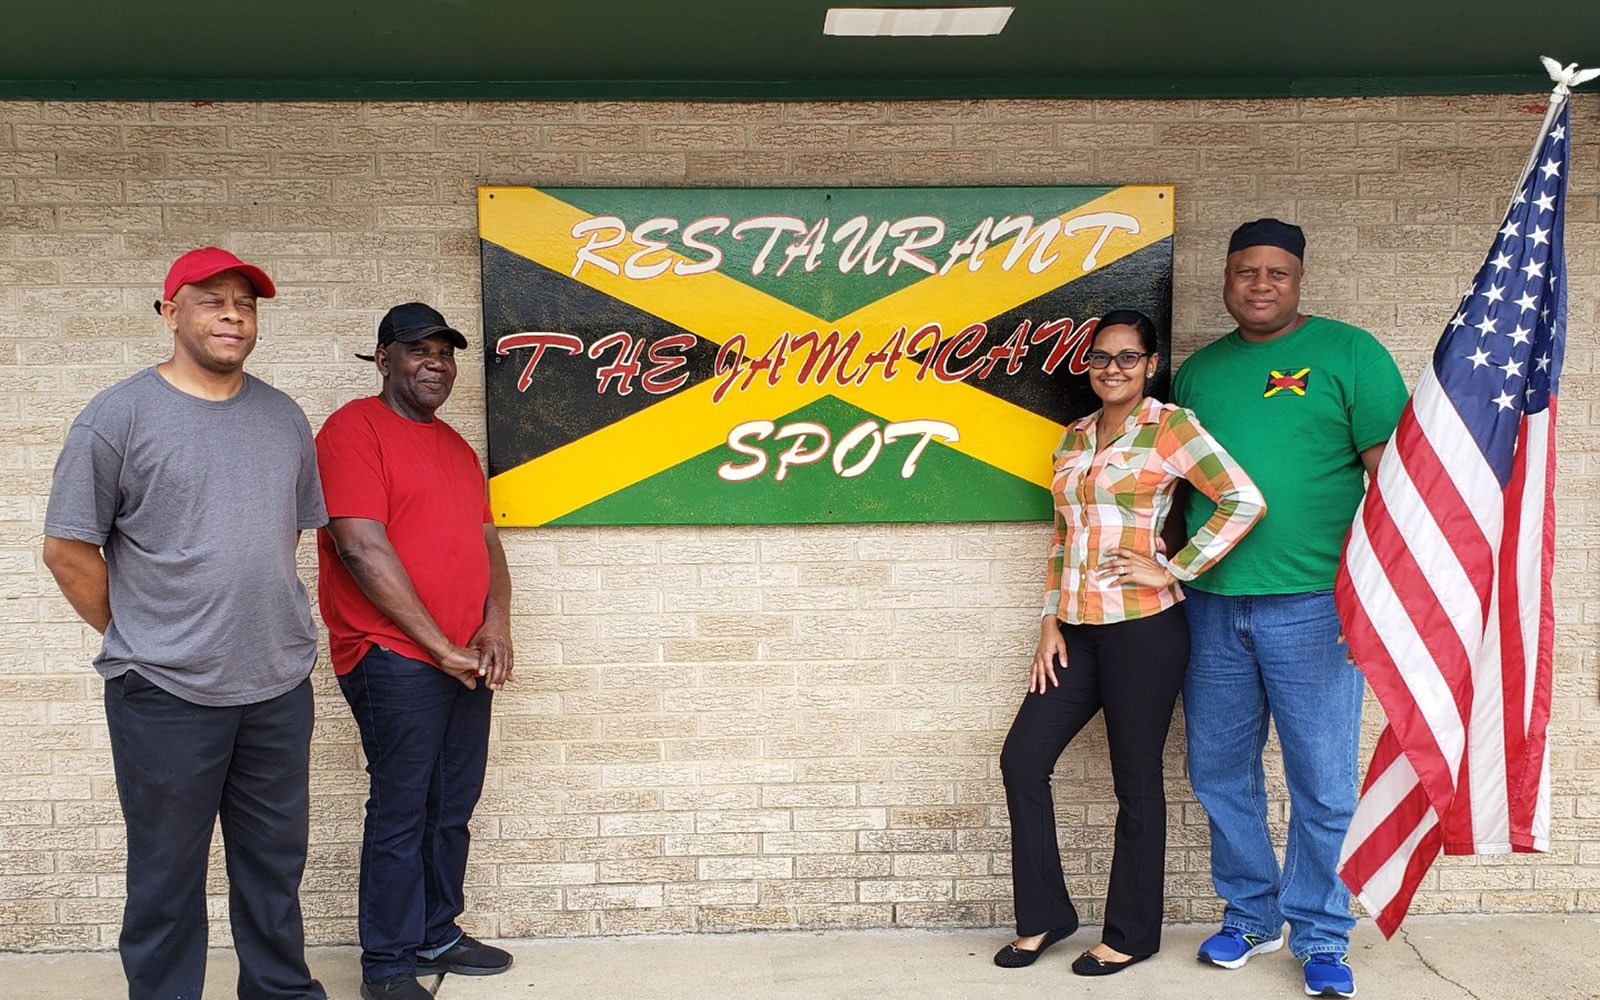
1086;350;1151;370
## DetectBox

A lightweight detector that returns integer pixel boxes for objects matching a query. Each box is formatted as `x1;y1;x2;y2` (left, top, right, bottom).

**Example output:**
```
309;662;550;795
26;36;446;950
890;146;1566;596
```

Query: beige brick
0;93;1596;948
751;124;851;149
14;125;121;150
784;103;888;123
686;151;789;183
791;151;893;178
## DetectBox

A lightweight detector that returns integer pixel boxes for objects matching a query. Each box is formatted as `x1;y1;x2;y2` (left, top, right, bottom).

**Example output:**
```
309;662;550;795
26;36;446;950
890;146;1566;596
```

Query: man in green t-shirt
1172;219;1408;1000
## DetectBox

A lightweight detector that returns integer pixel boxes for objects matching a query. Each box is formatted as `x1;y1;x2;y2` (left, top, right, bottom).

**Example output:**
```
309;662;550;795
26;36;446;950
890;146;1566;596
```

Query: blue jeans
339;646;493;984
1181;588;1365;959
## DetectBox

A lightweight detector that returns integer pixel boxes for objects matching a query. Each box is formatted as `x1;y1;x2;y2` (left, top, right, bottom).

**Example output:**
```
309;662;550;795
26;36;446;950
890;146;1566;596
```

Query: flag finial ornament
1539;56;1598;100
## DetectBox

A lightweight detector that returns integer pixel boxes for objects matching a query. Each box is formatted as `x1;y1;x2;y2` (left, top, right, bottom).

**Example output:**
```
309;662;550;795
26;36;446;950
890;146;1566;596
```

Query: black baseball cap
355;302;468;361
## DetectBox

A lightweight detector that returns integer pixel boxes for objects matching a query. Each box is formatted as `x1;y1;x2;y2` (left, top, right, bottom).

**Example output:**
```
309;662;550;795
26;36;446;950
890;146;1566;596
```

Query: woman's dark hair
1091;309;1159;354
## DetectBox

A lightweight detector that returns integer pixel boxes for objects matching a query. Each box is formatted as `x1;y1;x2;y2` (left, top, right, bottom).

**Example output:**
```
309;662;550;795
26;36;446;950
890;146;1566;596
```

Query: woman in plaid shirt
993;310;1265;977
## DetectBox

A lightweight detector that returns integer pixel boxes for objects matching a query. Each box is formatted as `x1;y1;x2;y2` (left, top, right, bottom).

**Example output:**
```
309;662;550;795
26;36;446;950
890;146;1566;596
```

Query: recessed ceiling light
823;7;1014;37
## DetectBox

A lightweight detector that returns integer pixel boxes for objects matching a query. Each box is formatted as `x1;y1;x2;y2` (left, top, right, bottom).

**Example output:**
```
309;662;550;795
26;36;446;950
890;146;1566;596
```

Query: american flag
1334;93;1575;937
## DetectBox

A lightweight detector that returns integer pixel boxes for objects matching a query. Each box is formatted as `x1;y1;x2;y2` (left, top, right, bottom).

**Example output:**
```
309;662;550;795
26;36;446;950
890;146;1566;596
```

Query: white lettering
995;215;1063;274
676;216;730;276
832;420;885;478
773;421;831;481
569;216;627;278
623;217;677;280
1061;211;1141;271
732;216;808;276
883;420;959;479
718;421;775;482
833;215;891;275
887;216;945;276
942;216;995;274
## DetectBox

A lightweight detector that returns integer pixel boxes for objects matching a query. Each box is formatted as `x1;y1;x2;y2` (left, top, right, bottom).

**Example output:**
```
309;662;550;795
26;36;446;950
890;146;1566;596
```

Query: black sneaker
359;975;433;1000
414;934;514;976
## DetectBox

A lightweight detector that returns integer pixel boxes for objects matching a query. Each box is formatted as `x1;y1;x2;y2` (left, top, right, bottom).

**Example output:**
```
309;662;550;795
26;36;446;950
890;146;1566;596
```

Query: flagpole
1509;59;1598;215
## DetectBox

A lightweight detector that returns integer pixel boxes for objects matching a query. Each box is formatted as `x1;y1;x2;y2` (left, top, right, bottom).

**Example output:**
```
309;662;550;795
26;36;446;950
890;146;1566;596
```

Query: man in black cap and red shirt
315;302;514;1000
1172;219;1409;998
43;247;329;1000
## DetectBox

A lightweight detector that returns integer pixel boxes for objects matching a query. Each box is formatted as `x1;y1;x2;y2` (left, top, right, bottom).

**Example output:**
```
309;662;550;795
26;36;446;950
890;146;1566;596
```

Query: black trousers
1000;605;1189;956
104;671;324;1000
338;645;493;984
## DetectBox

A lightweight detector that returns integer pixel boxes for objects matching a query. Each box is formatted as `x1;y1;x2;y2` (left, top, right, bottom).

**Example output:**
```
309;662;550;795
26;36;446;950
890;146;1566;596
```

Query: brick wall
1;94;1598;950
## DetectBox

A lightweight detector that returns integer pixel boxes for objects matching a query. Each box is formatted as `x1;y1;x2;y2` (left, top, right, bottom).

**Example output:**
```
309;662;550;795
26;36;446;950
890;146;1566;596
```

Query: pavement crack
1398;927;1482;1000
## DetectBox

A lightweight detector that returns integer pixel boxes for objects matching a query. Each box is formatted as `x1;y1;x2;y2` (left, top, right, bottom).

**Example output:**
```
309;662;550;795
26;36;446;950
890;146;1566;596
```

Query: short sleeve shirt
315;396;493;673
43;368;327;706
1173;315;1409;595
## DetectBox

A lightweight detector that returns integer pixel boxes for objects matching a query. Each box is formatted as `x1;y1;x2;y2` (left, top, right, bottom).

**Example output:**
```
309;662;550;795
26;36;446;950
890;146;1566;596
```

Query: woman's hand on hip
1031;618;1068;694
1097;547;1177;589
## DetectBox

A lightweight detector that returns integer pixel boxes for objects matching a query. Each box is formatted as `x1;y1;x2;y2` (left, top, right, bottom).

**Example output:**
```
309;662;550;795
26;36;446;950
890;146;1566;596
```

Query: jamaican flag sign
478;186;1173;526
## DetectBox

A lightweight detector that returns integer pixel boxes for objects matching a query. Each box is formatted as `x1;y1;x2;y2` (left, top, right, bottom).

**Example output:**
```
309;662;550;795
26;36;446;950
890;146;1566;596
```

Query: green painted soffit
2;1;1596;100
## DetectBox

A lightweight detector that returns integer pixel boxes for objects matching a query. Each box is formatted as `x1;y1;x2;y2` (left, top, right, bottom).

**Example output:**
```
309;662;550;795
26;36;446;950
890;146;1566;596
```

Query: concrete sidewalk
5;915;1597;1000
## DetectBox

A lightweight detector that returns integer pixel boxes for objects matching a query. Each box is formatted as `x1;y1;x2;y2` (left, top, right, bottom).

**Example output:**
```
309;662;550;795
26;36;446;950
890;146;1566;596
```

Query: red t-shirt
315;396;493;674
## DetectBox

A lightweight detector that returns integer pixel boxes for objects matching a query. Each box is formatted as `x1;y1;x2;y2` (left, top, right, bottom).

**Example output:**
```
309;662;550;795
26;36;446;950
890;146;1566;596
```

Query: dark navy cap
356;302;468;361
1227;218;1306;260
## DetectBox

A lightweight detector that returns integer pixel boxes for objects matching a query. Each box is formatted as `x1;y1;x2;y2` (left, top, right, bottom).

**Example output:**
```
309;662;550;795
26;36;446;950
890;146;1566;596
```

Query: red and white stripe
1335;366;1556;937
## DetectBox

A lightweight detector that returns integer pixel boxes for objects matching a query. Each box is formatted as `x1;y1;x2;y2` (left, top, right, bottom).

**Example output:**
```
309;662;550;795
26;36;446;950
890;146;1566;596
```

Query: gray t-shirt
44;367;328;706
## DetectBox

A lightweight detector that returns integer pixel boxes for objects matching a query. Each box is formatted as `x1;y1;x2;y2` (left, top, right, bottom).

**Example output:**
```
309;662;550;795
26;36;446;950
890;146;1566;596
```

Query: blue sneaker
1196;926;1284;969
1302;953;1356;997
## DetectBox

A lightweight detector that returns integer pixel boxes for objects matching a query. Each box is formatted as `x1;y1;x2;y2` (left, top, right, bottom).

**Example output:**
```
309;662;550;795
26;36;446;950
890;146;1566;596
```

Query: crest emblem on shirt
1263;367;1312;398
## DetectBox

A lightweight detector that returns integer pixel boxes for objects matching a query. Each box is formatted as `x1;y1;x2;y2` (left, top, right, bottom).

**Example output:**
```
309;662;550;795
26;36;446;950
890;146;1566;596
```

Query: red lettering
857;327;909;385
641;333;697;395
738;333;792;393
1031;316;1096;375
909;323;943;382
976;319;1031;379
791;330;865;386
933;323;988;383
588;332;644;395
496;332;584;393
712;335;747;404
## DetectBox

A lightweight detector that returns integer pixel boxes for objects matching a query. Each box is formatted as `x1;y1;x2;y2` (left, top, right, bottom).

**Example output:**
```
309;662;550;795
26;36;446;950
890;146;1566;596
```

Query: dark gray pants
104;671;325;1000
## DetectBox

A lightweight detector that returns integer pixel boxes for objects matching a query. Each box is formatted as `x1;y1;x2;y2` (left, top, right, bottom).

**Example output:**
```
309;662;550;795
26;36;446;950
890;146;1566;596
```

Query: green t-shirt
1172;315;1408;595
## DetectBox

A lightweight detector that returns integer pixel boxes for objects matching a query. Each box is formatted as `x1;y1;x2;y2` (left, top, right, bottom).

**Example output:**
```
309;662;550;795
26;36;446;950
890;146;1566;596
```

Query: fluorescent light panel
824;6;1014;37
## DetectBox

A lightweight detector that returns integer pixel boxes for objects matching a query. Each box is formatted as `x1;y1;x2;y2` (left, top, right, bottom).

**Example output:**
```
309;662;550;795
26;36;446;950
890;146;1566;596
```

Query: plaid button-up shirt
1042;396;1265;625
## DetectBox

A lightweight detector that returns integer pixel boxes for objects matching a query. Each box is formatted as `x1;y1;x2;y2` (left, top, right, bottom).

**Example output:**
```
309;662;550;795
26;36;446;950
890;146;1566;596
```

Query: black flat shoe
1071;949;1152;976
993;920;1079;968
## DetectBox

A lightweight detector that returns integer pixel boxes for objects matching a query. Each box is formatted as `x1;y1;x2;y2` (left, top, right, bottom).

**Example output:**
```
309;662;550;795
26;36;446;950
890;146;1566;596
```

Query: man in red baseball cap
43;247;328;1000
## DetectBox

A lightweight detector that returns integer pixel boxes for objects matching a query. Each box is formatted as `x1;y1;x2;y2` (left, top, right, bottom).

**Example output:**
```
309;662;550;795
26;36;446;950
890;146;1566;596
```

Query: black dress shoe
1071;949;1152;976
415;934;513;976
993;920;1079;968
359;975;433;1000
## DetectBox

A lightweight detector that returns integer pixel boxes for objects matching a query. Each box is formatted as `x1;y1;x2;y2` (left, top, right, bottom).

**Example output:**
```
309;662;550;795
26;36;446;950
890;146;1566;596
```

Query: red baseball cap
154;246;276;313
